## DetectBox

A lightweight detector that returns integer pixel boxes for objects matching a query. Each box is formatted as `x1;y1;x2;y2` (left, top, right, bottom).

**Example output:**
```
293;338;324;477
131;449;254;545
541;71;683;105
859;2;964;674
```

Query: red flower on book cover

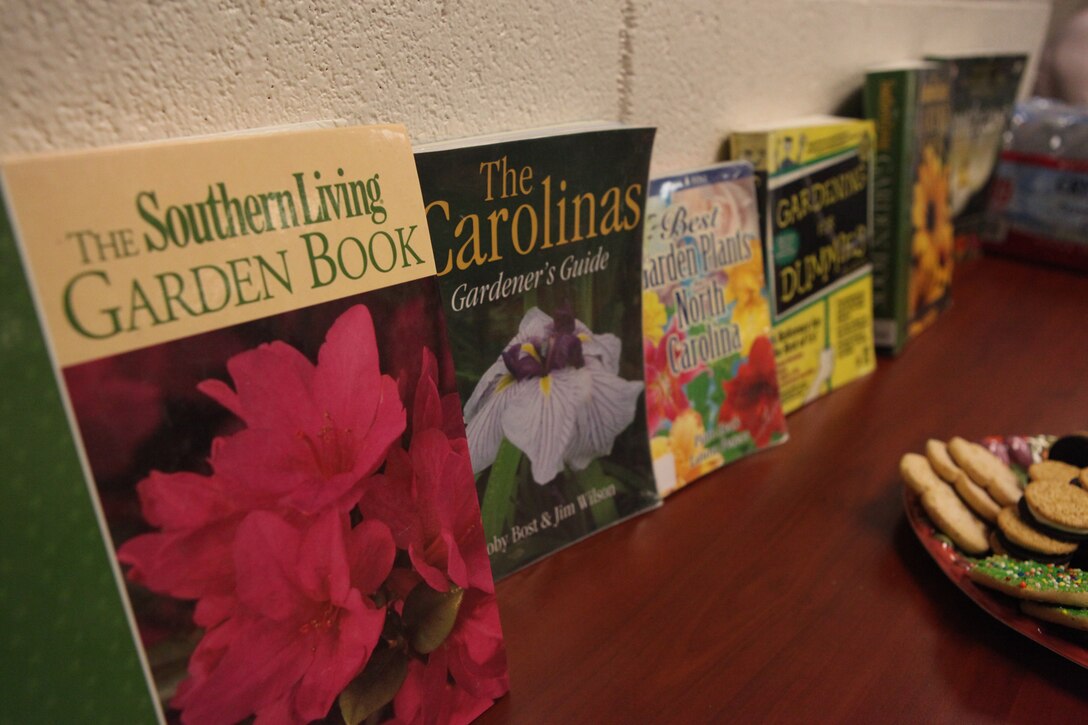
115;302;507;723
718;335;786;447
644;319;704;433
197;305;406;516
360;350;493;595
390;590;508;725
171;511;394;724
441;589;508;700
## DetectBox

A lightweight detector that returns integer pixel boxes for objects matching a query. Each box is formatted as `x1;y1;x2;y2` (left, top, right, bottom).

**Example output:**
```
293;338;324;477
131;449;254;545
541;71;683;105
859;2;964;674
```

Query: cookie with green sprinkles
1020;600;1088;632
967;555;1088;607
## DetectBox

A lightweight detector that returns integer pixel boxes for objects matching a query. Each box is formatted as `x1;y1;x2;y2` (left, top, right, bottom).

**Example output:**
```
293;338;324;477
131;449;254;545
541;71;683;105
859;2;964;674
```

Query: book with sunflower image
729;117;878;414
864;60;954;354
642;161;788;497
415;123;661;579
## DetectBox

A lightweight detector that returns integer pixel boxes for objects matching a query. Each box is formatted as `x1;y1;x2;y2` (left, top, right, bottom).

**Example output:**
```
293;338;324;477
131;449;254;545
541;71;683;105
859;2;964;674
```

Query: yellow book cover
731;117;877;413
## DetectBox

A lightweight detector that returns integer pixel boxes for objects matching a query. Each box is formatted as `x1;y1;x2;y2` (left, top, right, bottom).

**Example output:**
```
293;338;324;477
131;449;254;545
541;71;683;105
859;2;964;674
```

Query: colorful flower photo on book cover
62;280;509;725
416;128;660;579
642;163;788;496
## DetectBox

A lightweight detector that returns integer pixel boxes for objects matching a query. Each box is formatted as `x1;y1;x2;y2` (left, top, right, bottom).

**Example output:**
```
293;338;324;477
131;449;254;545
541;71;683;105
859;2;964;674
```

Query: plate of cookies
901;433;1088;668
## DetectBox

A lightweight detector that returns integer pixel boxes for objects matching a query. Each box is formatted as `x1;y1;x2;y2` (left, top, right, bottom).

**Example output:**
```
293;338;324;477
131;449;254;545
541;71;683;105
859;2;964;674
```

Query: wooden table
479;256;1088;724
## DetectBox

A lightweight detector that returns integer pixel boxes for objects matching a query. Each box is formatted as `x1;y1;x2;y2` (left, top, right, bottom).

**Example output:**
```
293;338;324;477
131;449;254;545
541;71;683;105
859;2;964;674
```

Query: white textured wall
0;1;1051;175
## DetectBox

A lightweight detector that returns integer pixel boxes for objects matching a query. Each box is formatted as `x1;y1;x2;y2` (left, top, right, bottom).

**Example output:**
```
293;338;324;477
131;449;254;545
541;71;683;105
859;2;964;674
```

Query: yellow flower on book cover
656;409;726;489
724;242;771;356
642;290;668;346
909;145;954;334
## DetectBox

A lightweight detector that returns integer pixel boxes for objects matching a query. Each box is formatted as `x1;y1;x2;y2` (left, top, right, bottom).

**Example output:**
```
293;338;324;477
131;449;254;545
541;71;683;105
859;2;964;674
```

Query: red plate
903;437;1088;669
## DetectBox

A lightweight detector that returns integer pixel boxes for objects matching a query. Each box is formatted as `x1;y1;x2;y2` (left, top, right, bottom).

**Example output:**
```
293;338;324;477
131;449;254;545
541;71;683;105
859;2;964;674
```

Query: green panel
0;202;158;723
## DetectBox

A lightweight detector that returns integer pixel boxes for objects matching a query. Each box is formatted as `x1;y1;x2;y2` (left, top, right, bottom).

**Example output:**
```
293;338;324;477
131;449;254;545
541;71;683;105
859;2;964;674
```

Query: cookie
1020;601;1088;631
920;484;990;555
953;470;1001;523
1022;479;1088;538
1048;433;1088;468
948;436;1022;507
967;555;1088;607
995;506;1078;563
1028;459;1080;483
925;439;962;483
900;453;946;496
1018;498;1088;544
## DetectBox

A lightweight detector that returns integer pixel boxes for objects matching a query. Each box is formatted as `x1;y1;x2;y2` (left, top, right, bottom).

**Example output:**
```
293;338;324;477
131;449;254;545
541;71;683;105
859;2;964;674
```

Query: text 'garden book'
0;124;508;724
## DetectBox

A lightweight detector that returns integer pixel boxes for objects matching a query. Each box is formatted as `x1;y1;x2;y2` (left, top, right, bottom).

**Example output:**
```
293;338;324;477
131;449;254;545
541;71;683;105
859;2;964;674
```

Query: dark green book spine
0;202;160;722
866;69;914;354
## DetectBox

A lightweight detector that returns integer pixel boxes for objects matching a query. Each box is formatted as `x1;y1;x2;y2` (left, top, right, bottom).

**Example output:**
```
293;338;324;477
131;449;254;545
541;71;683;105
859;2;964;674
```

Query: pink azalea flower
117;468;246;629
198;305;406;516
64;358;163;481
172;510;394;724
389;651;495;725
441;590;509;701
361;350;492;594
644;319;703;433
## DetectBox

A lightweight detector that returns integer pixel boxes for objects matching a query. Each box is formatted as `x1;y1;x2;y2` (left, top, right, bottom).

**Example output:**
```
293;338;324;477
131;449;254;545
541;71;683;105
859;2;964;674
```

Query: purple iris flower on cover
463;308;643;484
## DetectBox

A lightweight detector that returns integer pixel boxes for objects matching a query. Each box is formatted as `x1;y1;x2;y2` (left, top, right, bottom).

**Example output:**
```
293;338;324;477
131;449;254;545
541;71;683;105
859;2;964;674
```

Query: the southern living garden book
0;125;508;724
864;61;954;355
642;161;788;497
415;123;661;579
924;52;1027;260
730;117;877;414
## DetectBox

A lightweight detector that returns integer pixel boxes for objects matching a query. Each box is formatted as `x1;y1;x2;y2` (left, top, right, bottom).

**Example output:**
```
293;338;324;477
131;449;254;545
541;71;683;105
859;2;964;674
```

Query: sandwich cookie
1048;433;1088;468
995;506;1079;564
1028;459;1081;484
1020;479;1088;541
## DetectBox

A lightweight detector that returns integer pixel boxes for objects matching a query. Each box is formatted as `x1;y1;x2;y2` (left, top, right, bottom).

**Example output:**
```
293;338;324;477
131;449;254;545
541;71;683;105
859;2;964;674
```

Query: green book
865;61;953;354
415;123;661;579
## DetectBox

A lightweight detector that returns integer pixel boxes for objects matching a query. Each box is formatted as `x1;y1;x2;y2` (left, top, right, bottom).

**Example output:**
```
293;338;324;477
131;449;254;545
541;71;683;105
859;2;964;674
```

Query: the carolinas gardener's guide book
642;161;788;497
0;124;508;724
415;123;661;579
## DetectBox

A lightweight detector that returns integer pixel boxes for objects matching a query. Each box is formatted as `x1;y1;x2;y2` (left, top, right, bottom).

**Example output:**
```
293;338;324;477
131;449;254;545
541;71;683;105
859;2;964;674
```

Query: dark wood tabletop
478;256;1088;724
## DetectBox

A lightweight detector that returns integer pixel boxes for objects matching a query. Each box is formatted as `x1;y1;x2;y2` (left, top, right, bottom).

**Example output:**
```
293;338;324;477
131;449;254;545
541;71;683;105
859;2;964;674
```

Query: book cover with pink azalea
642;161;788;497
0;125;508;724
415;124;661;579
